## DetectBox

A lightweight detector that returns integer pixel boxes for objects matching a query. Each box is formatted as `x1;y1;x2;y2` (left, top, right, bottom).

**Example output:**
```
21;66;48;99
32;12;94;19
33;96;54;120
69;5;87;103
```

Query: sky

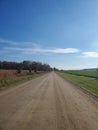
0;0;98;70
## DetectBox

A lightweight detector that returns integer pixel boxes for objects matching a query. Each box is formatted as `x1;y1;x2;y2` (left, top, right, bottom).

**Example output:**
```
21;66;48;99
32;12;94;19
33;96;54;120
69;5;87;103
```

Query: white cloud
50;48;80;53
82;51;98;58
4;47;80;54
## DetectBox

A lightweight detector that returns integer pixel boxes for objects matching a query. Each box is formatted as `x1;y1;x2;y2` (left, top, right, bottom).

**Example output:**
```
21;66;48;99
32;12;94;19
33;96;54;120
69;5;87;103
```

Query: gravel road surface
0;72;98;130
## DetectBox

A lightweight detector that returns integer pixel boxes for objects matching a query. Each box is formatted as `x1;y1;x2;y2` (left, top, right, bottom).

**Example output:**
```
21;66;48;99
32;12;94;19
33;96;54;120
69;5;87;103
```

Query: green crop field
58;70;98;96
64;70;98;78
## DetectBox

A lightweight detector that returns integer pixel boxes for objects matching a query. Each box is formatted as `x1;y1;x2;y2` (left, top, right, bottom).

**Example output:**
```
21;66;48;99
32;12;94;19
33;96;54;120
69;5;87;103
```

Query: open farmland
64;70;98;78
0;69;44;90
58;70;98;96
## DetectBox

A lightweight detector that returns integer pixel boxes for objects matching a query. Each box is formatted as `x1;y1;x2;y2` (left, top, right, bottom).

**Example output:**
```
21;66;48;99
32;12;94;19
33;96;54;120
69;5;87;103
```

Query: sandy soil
0;72;98;130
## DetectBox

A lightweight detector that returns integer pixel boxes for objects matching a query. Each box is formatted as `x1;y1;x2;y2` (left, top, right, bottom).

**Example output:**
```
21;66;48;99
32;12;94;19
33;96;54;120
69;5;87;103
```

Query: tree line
0;61;52;73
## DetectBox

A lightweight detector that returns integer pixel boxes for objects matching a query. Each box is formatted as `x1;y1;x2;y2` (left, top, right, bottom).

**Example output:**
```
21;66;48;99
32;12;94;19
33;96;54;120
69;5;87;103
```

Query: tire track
53;75;71;130
54;77;81;130
23;74;50;130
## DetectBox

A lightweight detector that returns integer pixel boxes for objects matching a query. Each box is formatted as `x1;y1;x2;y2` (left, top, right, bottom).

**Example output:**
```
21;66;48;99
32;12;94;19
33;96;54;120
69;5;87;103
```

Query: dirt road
0;72;98;130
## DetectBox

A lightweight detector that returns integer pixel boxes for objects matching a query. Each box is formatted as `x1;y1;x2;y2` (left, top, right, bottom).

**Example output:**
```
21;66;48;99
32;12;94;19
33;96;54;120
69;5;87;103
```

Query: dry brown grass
0;70;42;90
0;70;32;79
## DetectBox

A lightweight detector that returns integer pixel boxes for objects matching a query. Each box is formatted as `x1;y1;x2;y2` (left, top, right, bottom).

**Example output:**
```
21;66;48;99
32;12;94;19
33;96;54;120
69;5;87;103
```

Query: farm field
64;70;98;78
58;70;98;96
0;69;44;90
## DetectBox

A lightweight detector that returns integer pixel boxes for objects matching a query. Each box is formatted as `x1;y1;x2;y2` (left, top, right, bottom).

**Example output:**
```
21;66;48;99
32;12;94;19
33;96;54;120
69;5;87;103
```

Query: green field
58;70;98;96
64;70;98;78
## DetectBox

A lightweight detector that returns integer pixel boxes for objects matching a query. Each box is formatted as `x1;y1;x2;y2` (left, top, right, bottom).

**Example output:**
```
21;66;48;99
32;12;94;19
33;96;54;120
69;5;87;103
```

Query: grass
64;70;98;78
58;71;98;96
0;70;45;90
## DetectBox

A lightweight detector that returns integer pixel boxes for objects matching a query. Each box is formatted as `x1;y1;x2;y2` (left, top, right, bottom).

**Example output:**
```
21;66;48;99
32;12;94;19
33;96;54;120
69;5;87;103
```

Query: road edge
56;72;98;102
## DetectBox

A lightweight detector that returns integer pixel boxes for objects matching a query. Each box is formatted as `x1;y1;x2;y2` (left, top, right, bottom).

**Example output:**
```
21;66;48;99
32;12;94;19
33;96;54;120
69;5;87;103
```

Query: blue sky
0;0;98;69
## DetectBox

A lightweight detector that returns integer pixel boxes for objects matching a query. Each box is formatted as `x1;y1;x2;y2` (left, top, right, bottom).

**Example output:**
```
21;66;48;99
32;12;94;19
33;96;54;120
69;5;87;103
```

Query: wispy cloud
0;38;80;54
4;47;80;54
0;38;37;47
0;38;17;45
82;51;98;58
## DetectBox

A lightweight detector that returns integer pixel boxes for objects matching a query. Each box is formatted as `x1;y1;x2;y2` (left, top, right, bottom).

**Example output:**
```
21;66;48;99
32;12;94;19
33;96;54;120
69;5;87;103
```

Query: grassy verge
0;73;45;90
58;72;98;96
